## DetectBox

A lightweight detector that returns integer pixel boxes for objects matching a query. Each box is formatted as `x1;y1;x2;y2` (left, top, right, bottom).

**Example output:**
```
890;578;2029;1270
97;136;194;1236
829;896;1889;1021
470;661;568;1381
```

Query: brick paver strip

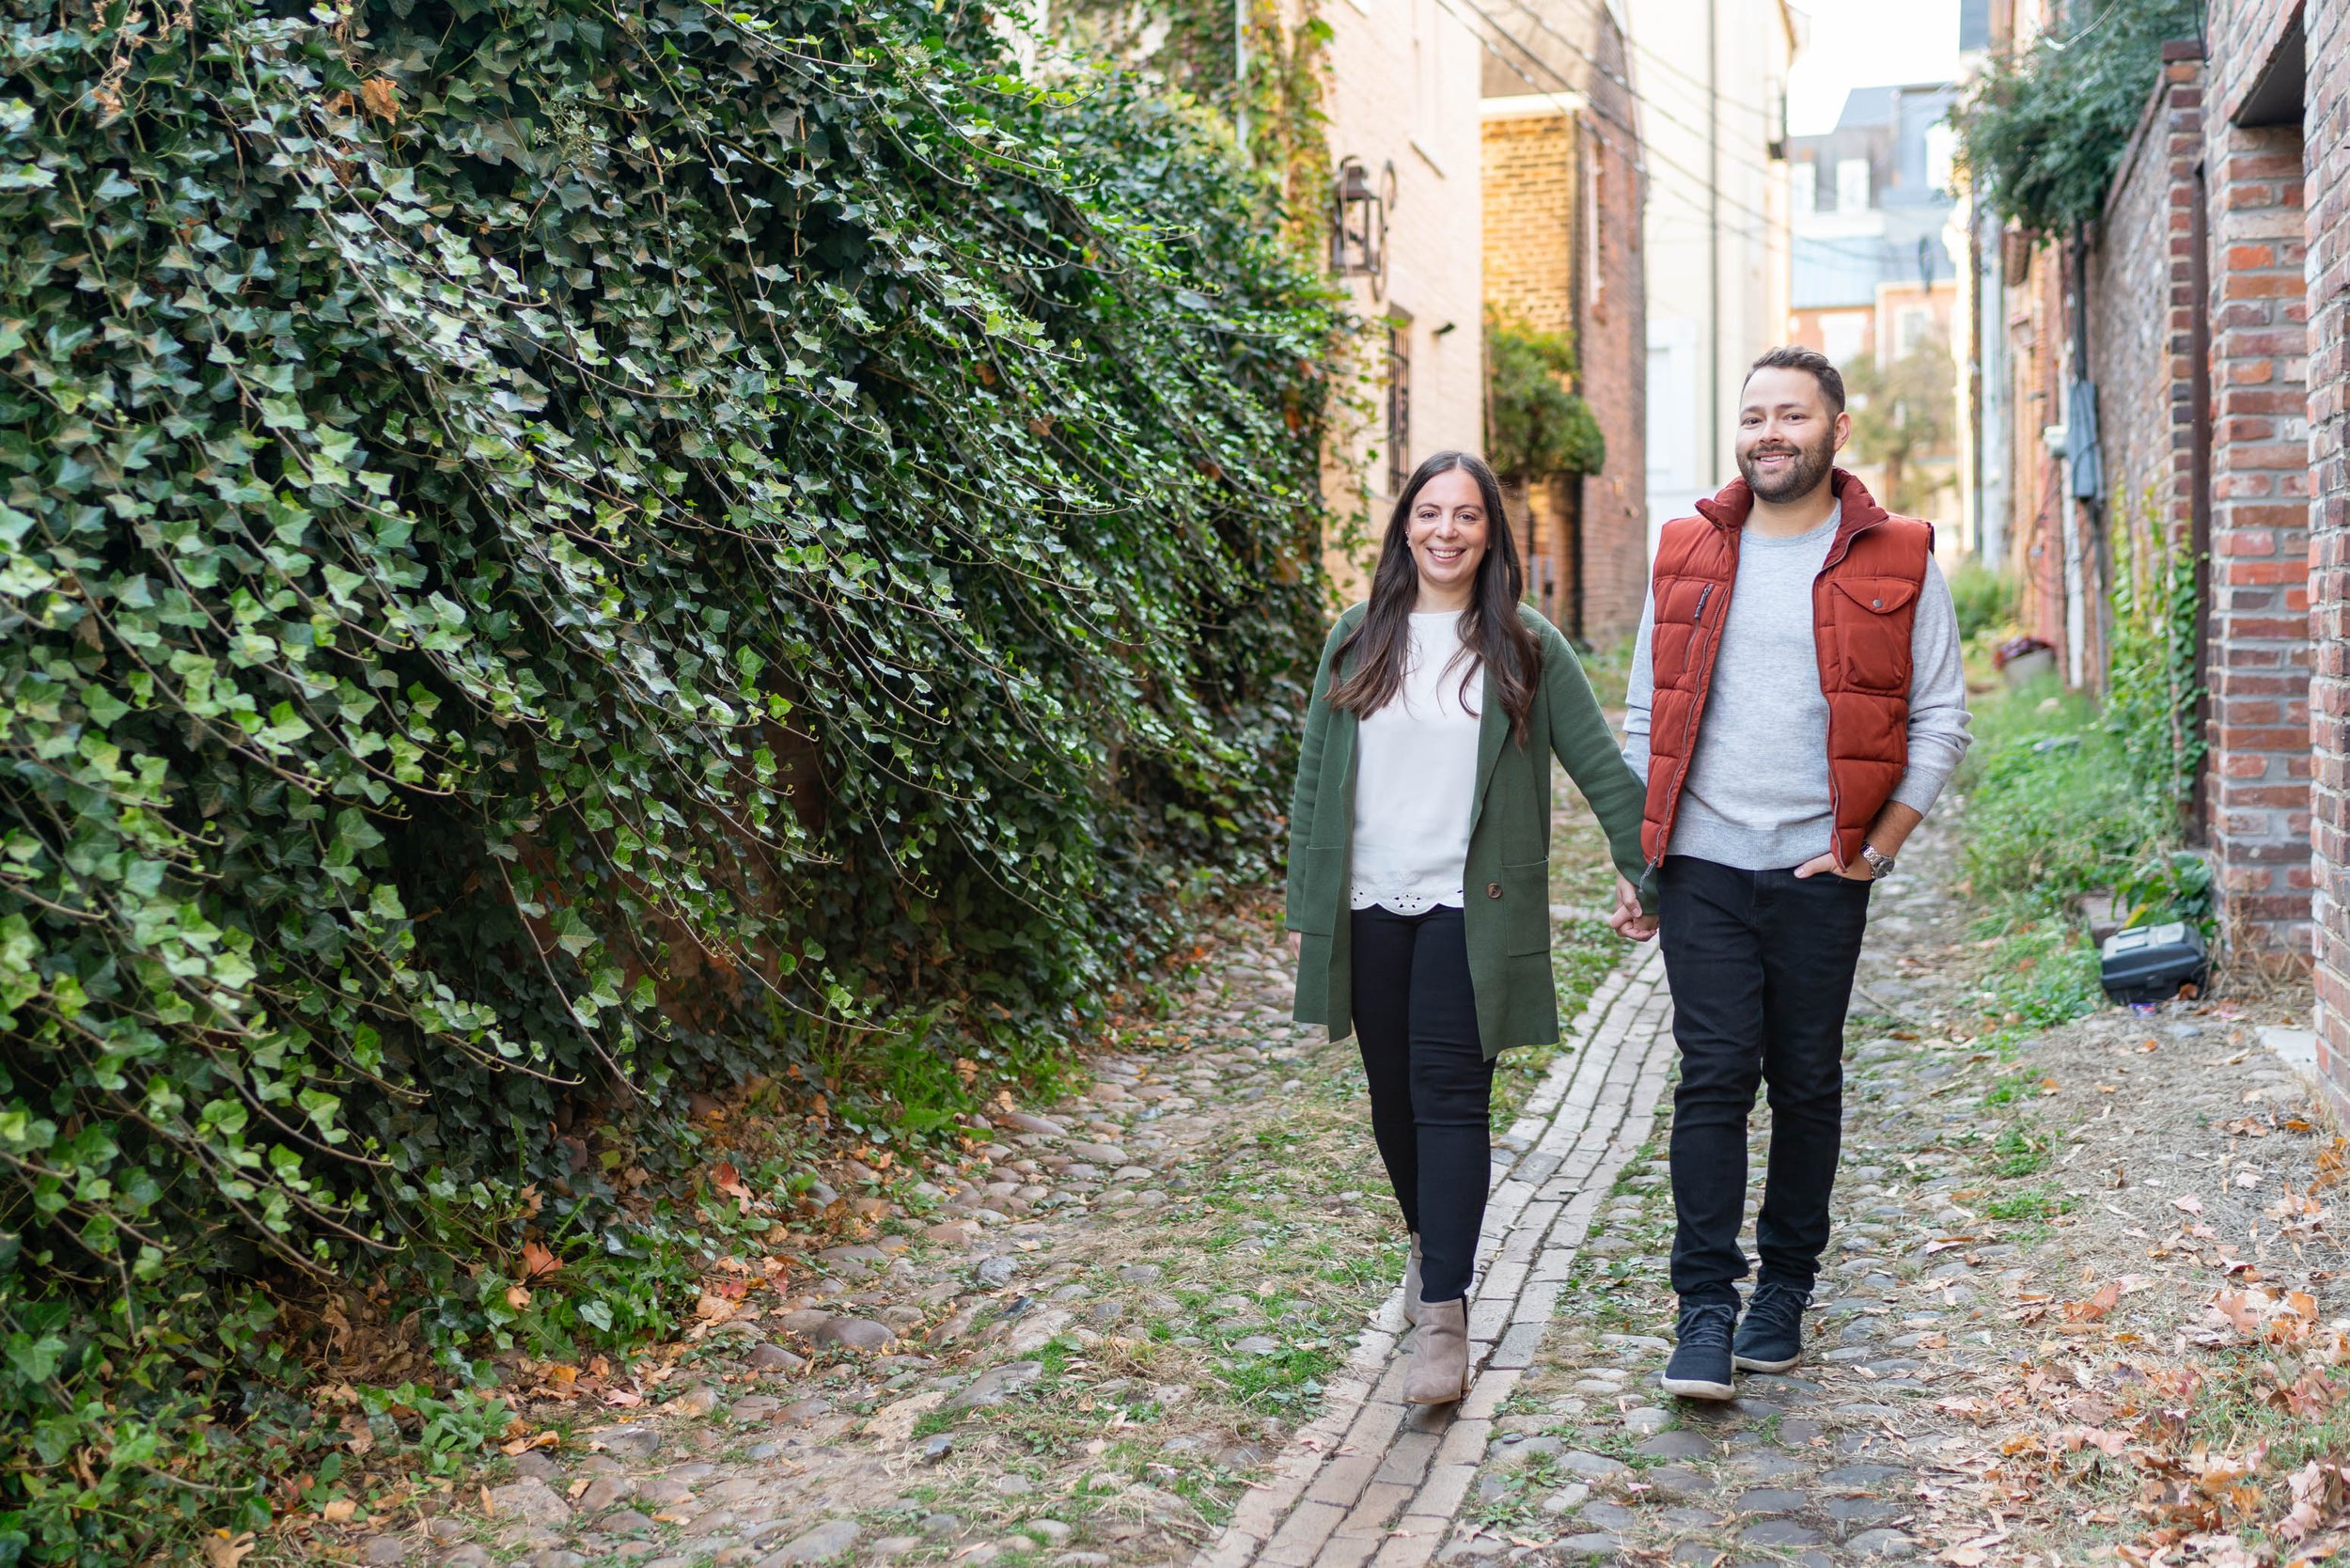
1195;945;1676;1568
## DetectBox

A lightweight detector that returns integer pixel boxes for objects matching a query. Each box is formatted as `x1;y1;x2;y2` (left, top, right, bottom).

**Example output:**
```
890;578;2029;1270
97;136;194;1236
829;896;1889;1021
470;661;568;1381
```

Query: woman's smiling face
1407;467;1488;606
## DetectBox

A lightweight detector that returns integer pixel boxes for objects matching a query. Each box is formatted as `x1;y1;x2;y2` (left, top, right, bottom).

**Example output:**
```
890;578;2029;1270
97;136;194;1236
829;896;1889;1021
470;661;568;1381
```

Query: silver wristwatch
1858;843;1897;880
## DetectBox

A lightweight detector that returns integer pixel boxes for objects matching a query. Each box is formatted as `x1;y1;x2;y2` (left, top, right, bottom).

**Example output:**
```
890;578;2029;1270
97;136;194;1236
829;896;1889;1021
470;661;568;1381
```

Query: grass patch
1472;1449;1563;1529
1982;1071;2040;1108
1992;1125;2050;1178
1980;918;2107;1028
1980;1184;2076;1222
2188;1356;2350;1472
1950;677;2197;1039
1959;682;2171;915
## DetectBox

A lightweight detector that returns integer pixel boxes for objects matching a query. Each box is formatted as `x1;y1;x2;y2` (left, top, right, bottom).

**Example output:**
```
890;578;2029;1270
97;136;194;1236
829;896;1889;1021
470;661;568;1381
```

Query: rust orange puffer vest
1640;468;1934;871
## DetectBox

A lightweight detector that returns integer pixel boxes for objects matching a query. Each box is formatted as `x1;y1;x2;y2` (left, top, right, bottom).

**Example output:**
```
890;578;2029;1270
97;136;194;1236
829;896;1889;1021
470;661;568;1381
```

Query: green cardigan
1284;602;1653;1058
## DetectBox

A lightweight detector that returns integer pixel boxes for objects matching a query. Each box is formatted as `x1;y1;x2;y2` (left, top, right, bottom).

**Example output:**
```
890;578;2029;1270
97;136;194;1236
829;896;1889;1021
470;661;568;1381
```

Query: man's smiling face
1735;365;1848;504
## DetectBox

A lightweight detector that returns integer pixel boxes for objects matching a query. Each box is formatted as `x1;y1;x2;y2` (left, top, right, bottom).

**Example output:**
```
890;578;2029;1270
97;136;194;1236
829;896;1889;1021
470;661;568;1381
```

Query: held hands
1607;875;1658;942
1791;852;1874;882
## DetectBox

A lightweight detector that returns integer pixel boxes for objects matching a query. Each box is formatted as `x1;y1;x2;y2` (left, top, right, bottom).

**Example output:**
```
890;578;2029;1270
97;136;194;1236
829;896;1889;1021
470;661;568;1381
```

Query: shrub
1947;558;2019;642
1953;0;2201;237
1485;313;1606;480
0;0;1340;1556
1959;685;2170;911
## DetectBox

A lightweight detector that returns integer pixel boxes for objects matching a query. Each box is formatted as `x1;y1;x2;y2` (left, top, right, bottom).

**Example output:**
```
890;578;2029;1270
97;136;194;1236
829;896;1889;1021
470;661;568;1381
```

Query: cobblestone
1192;949;1676;1567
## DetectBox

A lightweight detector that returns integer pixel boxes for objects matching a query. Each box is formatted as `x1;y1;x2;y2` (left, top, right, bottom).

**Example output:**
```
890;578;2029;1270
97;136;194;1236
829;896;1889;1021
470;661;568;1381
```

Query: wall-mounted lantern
1330;157;1396;299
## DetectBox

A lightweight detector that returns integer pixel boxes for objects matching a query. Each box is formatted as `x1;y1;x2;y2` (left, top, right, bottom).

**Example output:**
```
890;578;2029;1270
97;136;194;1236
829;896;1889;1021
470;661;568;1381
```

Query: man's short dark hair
1747;346;1846;416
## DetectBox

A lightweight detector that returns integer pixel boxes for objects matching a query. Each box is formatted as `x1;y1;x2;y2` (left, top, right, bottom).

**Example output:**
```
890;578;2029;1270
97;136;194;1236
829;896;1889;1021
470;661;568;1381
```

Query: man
1606;346;1971;1400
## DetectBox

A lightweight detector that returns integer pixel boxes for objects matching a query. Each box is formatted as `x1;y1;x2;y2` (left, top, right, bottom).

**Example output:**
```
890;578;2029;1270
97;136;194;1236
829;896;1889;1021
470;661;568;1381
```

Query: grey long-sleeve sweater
1620;504;1973;871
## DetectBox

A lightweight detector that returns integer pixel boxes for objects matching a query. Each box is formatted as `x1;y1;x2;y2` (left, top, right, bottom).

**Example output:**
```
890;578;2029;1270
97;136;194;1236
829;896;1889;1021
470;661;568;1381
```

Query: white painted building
1620;0;1801;549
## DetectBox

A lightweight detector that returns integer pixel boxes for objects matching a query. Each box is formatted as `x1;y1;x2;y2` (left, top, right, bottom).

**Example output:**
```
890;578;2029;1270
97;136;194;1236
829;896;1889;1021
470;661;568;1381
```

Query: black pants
1657;855;1872;1307
1350;904;1495;1304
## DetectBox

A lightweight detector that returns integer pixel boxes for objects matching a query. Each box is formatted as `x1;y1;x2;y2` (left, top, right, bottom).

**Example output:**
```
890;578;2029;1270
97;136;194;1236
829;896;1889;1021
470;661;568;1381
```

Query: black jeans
1657;855;1872;1306
1350;904;1495;1304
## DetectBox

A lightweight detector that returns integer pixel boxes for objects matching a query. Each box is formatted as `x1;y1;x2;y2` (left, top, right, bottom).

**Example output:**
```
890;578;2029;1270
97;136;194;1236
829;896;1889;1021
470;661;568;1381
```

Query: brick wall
1579;68;1648;644
1483;111;1580;337
1480;99;1648;644
1482;106;1584;635
2087;47;2203;544
2201;0;2312;949
2304;0;2350;1100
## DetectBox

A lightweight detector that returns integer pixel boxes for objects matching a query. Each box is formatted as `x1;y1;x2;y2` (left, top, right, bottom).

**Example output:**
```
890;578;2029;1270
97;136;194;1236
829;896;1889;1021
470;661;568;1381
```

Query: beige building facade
1321;0;1489;591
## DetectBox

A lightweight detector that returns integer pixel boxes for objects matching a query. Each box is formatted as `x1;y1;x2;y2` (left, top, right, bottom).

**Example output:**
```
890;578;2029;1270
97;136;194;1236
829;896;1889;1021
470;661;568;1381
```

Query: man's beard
1736;431;1837;503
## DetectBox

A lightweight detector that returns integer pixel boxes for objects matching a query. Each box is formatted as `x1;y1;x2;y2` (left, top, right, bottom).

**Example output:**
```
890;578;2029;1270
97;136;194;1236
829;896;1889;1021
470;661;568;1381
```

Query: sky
1783;0;1968;135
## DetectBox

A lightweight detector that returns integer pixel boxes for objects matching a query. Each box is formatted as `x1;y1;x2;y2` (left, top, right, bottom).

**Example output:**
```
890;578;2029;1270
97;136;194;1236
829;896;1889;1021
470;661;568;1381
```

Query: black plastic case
2098;921;2210;1005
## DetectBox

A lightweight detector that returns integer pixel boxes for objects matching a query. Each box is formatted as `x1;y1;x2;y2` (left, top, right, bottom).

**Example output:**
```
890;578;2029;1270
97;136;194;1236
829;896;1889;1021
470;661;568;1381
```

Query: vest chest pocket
1650;577;1712;690
1831;577;1919;694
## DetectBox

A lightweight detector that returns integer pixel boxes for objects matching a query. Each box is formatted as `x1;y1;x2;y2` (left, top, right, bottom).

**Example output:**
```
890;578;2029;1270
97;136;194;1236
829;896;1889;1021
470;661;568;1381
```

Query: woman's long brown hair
1327;451;1543;744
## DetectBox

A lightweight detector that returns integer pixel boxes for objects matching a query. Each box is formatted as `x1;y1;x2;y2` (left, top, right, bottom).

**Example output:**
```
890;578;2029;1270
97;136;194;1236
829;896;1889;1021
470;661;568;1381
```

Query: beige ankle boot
1402;1234;1424;1326
1402;1297;1470;1405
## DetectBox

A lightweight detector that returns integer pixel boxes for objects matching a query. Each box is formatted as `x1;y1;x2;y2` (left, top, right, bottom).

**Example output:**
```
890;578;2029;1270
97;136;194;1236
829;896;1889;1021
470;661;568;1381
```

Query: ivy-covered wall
0;0;1340;1555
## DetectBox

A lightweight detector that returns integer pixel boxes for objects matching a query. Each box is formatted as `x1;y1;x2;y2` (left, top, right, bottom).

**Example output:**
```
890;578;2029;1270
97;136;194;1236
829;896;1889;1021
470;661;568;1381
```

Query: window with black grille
1386;321;1411;498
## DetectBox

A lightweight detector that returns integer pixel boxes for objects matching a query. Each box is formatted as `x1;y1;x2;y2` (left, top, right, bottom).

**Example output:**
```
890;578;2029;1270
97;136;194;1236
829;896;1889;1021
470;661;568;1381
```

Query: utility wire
1484;0;1786;180
1437;0;1902;265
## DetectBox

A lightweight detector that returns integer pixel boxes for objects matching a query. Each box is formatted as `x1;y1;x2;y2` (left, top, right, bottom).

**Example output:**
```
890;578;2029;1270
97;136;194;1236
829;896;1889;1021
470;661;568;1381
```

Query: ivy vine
1952;0;2201;238
0;0;1340;1557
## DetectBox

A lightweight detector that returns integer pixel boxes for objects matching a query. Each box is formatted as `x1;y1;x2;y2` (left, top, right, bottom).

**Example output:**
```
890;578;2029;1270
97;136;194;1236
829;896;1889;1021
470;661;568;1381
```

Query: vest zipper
1652;557;1735;878
1813;514;1888;868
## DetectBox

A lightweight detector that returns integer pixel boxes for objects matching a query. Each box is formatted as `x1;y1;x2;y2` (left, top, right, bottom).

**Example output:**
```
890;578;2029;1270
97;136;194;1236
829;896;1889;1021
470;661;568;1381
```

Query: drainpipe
2067;225;2111;690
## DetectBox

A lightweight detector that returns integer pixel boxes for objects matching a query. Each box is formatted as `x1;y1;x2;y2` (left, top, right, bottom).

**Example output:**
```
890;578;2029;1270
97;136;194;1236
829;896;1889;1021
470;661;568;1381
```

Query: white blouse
1350;611;1483;915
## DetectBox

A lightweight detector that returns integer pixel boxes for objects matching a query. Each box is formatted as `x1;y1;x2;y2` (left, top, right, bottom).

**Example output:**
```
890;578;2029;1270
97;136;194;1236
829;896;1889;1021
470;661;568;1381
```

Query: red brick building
1476;0;1648;645
2304;0;2350;1112
1987;0;2347;1107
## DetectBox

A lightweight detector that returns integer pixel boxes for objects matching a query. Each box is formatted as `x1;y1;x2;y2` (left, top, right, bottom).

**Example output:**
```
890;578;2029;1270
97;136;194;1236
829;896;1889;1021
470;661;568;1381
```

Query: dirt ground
1467;808;2340;1568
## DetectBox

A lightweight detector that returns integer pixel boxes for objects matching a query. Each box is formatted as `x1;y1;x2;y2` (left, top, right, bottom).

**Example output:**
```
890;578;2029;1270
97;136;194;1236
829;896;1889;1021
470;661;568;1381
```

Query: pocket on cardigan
1499;858;1551;955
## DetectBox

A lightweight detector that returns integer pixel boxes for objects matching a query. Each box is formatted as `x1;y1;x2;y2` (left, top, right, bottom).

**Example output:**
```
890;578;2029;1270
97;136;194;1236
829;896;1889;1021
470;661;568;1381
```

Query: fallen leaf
2172;1194;2205;1215
201;1531;256;1568
357;76;401;121
711;1161;753;1211
2065;1281;2123;1323
522;1239;561;1279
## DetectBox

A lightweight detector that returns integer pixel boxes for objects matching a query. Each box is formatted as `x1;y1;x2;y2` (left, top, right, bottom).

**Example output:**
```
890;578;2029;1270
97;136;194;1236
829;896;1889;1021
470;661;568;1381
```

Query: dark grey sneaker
1732;1282;1812;1372
1660;1301;1737;1400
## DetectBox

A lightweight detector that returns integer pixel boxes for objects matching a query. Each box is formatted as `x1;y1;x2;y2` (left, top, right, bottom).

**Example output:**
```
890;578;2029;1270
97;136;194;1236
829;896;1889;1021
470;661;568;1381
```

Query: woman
1286;451;1652;1404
